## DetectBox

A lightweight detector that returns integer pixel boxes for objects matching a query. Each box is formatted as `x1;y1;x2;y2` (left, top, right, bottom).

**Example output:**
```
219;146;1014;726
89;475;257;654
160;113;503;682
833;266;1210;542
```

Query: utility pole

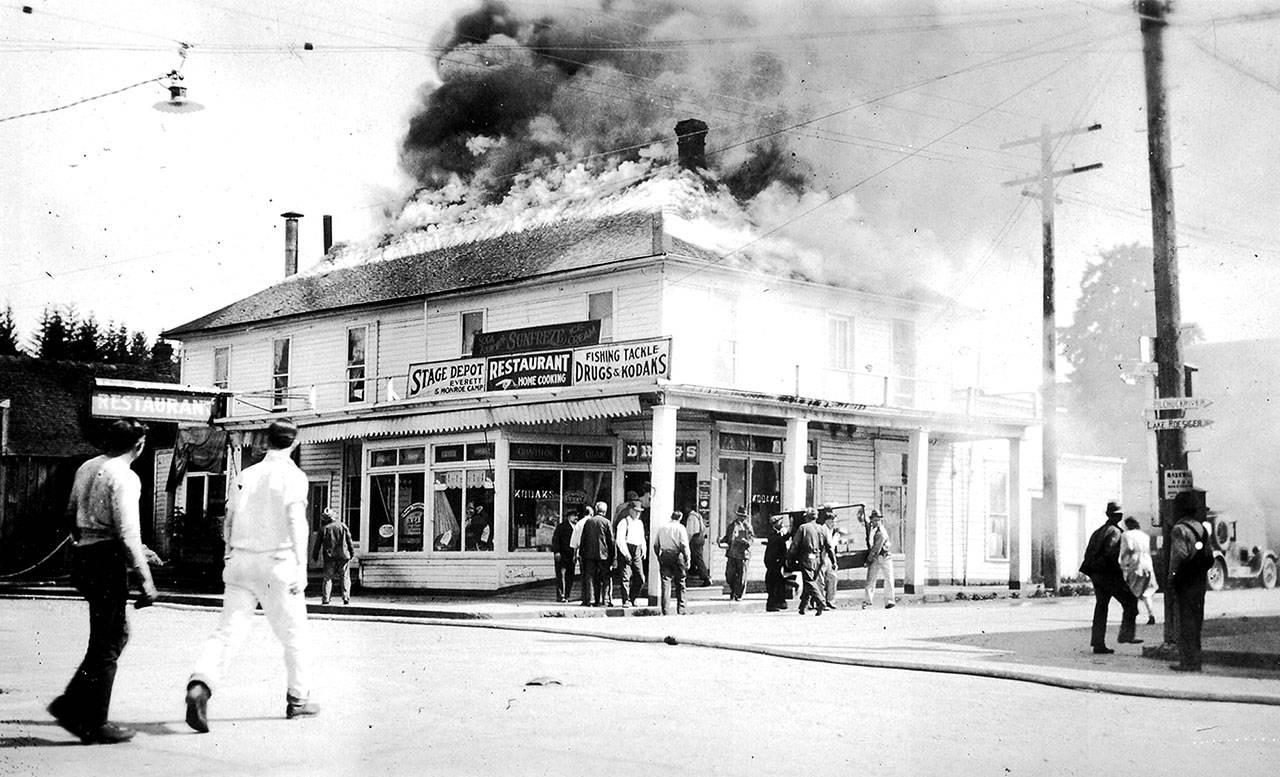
1002;125;1102;592
1138;0;1188;647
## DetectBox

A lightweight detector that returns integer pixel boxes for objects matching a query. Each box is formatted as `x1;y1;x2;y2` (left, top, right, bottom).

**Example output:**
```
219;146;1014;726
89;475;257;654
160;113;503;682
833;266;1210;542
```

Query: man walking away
1079;501;1141;654
313;508;355;605
577;504;614;607
1168;489;1212;672
684;509;713;587
789;509;830;616
720;506;753;601
862;510;896;609
653;510;691;615
48;419;156;745
552;510;576;602
184;420;319;733
816;505;840;609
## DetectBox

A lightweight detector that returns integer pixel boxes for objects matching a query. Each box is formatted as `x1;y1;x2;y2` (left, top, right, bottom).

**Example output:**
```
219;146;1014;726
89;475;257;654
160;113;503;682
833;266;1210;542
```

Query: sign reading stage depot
406;336;671;399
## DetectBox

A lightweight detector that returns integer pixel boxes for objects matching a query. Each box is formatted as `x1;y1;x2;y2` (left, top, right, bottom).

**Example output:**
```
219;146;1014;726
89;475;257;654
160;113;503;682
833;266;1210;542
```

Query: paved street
3;591;1280;776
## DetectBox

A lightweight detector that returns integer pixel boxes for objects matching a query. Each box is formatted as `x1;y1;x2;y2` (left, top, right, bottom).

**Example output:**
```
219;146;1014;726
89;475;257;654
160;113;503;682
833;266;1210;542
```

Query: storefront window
750;460;781;536
368;447;427;553
510;469;561;552
433;469;495;552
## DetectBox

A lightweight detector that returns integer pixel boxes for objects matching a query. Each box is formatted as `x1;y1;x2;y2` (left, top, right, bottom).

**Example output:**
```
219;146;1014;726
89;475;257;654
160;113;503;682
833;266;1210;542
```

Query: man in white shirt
652;511;691;615
616;504;647;607
185;419;318;733
48;419;155;745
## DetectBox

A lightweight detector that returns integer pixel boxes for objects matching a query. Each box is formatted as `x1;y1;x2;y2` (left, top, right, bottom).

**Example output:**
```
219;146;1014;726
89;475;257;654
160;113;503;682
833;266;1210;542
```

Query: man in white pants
862;510;896;609
184;419;318;732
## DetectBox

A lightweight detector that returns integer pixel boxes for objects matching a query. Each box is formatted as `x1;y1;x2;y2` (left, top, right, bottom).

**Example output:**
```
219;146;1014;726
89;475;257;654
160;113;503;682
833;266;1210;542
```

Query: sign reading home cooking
486;351;573;392
472;320;601;357
572;338;671;386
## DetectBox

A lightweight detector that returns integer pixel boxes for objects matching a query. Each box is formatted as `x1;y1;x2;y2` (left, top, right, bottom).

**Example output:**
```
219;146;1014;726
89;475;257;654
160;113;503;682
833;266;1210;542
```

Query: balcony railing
818;368;1036;420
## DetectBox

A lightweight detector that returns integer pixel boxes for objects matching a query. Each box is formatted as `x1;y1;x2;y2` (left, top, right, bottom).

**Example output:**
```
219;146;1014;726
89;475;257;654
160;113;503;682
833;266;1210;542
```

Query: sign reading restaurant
92;391;215;423
406;336;671;400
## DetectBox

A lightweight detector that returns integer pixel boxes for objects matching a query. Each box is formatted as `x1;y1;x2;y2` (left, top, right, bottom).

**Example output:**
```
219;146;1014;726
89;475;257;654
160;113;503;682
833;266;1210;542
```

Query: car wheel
1207;558;1227;592
1261;557;1277;590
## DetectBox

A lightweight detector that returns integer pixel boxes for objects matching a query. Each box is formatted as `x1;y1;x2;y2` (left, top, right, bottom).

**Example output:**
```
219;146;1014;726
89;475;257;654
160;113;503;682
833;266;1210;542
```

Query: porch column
781;417;809;512
1008;435;1029;589
903;428;929;595
647;403;678;603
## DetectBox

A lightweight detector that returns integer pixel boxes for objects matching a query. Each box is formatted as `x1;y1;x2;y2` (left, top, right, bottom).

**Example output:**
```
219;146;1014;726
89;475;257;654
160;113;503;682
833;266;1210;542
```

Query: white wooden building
162;200;1065;595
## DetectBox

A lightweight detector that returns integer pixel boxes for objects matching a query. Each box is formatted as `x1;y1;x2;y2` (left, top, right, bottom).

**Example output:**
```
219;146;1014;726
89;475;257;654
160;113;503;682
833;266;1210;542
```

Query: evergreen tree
149;339;179;381
69;313;103;362
128;331;150;364
36;307;71;360
103;322;130;363
0;304;21;356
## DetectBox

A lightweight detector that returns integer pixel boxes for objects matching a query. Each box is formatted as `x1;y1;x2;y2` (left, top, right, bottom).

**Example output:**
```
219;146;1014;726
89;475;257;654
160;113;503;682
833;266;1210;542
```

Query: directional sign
1118;360;1159;375
1150;397;1213;411
1147;417;1214;431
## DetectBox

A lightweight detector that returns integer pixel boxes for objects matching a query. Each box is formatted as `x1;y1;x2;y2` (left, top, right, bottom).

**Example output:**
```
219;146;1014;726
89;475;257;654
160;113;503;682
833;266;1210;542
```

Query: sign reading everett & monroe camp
406;358;486;398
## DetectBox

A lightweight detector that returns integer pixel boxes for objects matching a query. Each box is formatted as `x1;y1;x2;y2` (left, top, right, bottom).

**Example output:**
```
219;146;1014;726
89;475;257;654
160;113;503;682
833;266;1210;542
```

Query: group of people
756;504;897;615
1080;496;1211;672
50;419;323;744
550;492;714;615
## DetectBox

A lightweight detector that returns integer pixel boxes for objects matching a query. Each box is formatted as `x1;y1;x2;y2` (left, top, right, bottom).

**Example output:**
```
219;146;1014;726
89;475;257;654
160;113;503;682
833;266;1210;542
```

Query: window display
433;469;494;551
509;467;611;552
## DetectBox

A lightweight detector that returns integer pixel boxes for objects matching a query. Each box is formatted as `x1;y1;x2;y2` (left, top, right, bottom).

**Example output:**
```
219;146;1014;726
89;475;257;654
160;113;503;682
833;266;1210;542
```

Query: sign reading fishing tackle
572;338;671;386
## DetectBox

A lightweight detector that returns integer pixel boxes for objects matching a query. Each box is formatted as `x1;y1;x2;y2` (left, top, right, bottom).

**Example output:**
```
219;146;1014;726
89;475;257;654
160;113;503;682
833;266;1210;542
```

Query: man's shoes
884;602;896;609
321;599;331;605
814;607;824;617
285;696;321;719
621;600;631;608
861;601;871;609
1147;615;1156;625
83;722;136;745
185;681;210;733
1169;663;1203;672
1093;646;1115;655
1119;638;1144;644
797;606;807;615
826;602;839;610
47;696;89;741
342;598;350;605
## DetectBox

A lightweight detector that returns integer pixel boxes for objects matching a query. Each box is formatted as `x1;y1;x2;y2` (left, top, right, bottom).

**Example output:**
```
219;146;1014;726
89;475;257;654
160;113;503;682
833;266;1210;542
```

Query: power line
0;72;168;123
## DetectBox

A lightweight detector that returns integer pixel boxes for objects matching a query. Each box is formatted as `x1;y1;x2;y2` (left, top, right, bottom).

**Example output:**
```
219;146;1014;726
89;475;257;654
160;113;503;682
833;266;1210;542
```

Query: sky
3;0;1280;393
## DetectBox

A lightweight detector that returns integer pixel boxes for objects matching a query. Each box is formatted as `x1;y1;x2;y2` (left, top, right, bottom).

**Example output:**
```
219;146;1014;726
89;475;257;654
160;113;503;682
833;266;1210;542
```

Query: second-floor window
213;346;230;389
588;291;614;342
461;310;484;356
828;317;852;370
272;337;290;411
346;326;367;403
891;319;916;406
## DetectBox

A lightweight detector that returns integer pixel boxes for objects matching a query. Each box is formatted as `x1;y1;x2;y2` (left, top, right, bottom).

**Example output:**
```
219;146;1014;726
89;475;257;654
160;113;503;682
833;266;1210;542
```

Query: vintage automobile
1202;511;1277;591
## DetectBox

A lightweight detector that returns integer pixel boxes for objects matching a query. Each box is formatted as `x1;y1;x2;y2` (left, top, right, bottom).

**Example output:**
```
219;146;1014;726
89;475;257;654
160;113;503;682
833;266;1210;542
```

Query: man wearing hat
719;506;754;601
862;509;896;609
1079;501;1141;654
313;507;356;605
763;514;791;612
789;508;833;616
816;505;841;609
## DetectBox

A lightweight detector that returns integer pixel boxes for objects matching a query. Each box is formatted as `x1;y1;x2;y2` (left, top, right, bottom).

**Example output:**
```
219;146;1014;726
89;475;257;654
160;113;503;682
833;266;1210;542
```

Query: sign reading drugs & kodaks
405;337;671;400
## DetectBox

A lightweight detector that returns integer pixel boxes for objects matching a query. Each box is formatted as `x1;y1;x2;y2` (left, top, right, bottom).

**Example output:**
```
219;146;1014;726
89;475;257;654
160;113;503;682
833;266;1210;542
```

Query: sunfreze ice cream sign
406;337;670;399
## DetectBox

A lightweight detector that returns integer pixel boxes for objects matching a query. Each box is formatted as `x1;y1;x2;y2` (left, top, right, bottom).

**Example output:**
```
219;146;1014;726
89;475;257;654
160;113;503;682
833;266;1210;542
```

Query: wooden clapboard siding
375;309;427;394
925;444;954;583
153;448;174;556
817;434;875;506
359;555;556;590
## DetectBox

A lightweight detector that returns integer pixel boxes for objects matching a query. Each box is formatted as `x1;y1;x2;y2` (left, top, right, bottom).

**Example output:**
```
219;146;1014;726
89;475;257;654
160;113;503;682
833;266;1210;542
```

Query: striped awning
295;395;643;444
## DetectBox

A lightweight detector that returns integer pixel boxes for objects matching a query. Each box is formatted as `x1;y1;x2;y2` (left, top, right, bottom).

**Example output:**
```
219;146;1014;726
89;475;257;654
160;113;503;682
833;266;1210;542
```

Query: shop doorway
621;471;699;536
718;457;782;538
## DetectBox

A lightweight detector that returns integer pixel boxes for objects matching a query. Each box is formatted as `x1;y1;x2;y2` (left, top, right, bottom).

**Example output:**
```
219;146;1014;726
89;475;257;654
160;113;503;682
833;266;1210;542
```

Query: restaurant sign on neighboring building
406;336;671;400
91;391;215;423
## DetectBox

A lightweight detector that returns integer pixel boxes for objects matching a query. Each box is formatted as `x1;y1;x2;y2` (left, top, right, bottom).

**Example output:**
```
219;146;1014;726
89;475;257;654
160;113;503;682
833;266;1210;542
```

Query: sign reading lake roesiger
486;351;573;392
572;338;671;386
406;358;486;398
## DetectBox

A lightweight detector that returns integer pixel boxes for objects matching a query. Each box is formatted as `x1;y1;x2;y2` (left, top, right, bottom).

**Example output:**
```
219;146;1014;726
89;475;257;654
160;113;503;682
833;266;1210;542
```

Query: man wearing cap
684;508;713;587
862;510;896;609
816;505;841;609
1167;490;1211;671
313;507;355;605
615;503;648;607
184;419;319;733
1079;501;1141;654
719;506;754;601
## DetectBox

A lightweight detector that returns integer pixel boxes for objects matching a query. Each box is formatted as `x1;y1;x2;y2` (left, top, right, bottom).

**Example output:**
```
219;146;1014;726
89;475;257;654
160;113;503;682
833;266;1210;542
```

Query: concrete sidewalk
5;581;1280;706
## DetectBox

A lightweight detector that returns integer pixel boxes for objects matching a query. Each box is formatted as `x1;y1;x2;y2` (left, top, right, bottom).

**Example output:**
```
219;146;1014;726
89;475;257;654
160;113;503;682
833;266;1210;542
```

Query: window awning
295;395;643;445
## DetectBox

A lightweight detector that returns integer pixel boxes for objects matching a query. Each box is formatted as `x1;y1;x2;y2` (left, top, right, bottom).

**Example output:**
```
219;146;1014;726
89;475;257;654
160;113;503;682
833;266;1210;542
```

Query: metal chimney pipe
322;214;333;255
674;118;708;171
281;211;303;276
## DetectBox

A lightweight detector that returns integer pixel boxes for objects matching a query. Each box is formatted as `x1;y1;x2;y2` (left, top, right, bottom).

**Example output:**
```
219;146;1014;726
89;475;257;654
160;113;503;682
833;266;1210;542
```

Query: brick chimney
281;212;303;276
675;118;708;171
323;214;333;254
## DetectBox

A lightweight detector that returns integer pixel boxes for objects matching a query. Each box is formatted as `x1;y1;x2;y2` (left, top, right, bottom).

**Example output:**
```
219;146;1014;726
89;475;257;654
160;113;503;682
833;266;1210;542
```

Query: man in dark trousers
577;505;614;607
551;510;576;603
1080;501;1141;654
1168;489;1211;672
684;508;712;587
763;515;791;612
789;509;832;616
313;508;356;605
720;506;754;601
48;419;156;745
